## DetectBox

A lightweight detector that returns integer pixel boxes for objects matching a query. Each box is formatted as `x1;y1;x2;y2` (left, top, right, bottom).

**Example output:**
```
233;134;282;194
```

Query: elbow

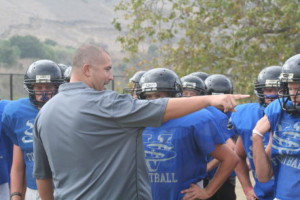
256;172;272;183
232;153;240;168
257;175;271;183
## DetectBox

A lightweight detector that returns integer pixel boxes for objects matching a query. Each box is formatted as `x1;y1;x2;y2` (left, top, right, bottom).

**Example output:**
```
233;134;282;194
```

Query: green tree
44;39;58;46
10;35;46;58
113;0;300;100
0;41;20;67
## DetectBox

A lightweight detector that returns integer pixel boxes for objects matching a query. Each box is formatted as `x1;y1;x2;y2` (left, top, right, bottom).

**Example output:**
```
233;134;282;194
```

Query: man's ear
82;64;91;77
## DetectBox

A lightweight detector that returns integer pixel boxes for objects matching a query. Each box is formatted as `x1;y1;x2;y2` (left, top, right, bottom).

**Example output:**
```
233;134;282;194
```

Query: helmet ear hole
24;60;65;107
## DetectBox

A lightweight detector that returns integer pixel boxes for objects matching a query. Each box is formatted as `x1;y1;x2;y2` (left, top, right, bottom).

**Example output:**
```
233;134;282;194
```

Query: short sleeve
1;107;18;146
264;99;283;132
193;110;225;155
33;114;52;179
111;94;168;128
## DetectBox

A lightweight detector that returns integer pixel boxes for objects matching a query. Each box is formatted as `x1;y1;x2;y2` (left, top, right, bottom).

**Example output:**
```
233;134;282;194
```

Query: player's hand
208;94;250;112
181;184;210;200
245;188;258;200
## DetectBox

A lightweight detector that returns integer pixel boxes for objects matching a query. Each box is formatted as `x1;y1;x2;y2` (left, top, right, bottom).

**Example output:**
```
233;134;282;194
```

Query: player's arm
10;145;25;200
207;158;219;172
234;136;257;200
252;115;273;182
207;138;235;172
181;144;239;200
163;94;249;122
36;179;54;200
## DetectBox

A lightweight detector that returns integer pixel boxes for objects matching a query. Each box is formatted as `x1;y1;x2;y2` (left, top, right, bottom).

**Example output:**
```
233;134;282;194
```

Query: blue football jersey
0;100;12;184
231;103;274;200
2;98;39;189
143;109;225;200
205;108;236;178
265;99;300;200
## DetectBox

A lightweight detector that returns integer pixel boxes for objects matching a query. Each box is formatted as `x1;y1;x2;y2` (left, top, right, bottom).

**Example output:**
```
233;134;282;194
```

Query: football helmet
64;66;72;82
24;60;64;107
58;63;68;77
181;75;206;96
278;54;300;115
254;66;282;106
138;68;182;99
123;71;146;96
205;74;233;95
189;72;209;81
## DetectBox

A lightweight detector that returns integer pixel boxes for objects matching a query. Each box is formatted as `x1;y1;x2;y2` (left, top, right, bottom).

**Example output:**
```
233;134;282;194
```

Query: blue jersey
206;107;234;140
2;98;39;189
205;108;235;178
231;103;274;200
143;109;225;200
0;100;11;184
265;99;300;200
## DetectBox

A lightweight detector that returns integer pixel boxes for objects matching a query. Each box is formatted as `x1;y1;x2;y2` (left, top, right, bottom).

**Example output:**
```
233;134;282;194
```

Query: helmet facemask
278;75;300;116
254;66;282;107
254;80;280;107
24;60;64;108
24;82;60;108
278;54;300;116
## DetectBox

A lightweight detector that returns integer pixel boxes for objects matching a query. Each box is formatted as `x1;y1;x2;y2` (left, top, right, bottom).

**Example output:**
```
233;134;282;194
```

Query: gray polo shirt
33;82;168;200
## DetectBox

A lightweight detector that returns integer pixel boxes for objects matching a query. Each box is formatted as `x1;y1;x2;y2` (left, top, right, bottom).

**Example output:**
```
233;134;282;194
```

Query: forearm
10;145;26;200
205;144;239;197
252;134;273;182
36;179;54;200
207;159;220;172
205;156;238;196
163;96;210;121
235;157;253;190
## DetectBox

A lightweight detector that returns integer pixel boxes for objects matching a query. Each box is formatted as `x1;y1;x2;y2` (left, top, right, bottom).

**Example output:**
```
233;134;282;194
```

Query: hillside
0;0;121;51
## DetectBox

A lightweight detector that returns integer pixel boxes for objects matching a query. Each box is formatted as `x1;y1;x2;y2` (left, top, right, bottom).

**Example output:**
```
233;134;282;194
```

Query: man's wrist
253;129;264;137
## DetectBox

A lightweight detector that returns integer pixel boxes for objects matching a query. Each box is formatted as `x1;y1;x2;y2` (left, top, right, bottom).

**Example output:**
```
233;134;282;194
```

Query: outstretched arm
164;94;249;122
252;115;273;182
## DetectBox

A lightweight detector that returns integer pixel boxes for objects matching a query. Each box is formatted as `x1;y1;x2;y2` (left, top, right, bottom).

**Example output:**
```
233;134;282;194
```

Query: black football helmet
24;60;64;108
254;66;282;106
181;75;206;96
58;63;68;78
138;68;182;99
130;71;146;83
189;72;209;81
123;71;146;96
205;74;233;95
278;54;300;115
64;66;72;83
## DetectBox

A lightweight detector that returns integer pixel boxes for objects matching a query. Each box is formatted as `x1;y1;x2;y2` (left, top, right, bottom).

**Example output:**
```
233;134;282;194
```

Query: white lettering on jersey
22;119;34;143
